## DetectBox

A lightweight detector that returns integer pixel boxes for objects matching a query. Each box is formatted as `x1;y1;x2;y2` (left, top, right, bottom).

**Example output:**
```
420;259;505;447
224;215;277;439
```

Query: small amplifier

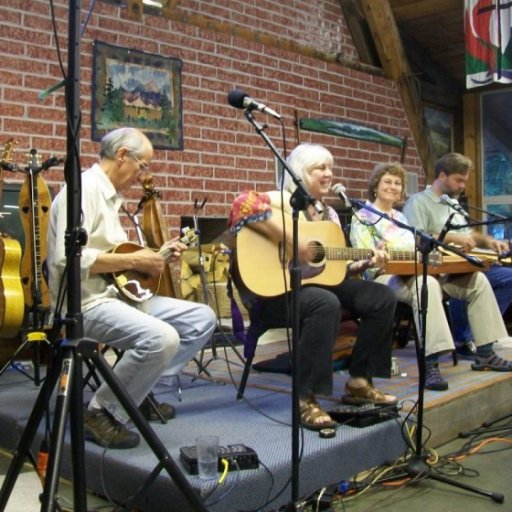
179;444;259;475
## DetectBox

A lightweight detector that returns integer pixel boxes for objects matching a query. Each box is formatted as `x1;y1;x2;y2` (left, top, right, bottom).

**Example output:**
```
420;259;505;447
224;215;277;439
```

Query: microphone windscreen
227;89;247;109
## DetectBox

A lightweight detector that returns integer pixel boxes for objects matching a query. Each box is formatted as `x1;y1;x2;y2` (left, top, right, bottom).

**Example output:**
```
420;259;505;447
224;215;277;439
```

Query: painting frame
424;105;453;162
92;40;183;150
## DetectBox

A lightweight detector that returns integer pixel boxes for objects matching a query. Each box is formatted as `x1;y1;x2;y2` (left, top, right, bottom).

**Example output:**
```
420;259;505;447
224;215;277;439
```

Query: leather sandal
299;397;337;431
342;381;398;406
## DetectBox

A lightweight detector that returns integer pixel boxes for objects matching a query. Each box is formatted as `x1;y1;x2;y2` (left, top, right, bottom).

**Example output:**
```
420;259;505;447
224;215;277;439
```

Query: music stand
350;199;504;503
0;3;207;511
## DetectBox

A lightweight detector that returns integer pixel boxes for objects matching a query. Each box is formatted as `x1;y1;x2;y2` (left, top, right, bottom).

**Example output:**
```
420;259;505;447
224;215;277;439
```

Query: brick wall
0;0;423;235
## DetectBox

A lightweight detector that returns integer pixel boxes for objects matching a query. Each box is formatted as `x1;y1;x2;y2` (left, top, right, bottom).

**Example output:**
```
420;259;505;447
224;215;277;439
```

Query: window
481;89;512;240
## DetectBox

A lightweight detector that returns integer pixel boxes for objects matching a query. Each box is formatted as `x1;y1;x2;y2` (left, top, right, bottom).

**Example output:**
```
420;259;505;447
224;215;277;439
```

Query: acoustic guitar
236;220;445;297
106;227;198;303
0;139;24;337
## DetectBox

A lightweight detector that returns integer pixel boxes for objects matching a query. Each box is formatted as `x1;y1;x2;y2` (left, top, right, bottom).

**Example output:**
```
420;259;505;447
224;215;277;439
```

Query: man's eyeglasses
130;154;149;173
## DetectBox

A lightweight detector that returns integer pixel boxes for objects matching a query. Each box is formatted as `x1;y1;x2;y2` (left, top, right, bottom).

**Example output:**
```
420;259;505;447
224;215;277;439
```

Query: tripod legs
0;331;51;386
192;325;245;382
404;455;504;503
0;344;62;511
0;338;207;512
459;412;512;438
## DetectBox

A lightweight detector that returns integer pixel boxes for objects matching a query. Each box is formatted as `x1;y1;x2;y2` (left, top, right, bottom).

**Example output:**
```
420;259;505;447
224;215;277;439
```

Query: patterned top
350;201;416;279
228;189;340;233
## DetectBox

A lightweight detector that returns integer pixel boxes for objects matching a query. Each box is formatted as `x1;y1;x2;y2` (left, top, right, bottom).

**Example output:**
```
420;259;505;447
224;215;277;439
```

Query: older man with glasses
47;127;216;449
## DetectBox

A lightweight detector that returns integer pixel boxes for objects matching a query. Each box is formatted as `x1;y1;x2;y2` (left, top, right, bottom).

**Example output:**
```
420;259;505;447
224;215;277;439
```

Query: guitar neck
326;246;416;262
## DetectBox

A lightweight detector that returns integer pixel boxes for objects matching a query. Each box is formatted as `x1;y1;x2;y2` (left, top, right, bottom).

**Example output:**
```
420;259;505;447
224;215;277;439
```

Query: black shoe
84;409;140;449
138;396;176;422
455;341;476;358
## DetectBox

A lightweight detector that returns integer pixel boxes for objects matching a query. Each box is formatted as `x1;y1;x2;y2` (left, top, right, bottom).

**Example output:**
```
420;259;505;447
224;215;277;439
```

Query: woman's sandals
299;397;337;431
342;381;398;406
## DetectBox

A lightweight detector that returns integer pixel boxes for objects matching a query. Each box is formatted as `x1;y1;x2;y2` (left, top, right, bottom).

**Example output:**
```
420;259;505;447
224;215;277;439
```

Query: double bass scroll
140;174;178;298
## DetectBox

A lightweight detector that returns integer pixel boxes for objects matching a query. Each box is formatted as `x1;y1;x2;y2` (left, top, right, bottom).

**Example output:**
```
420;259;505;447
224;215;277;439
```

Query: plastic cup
196;435;218;480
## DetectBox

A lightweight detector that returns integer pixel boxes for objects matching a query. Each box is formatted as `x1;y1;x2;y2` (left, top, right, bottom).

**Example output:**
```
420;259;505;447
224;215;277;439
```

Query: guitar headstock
27;148;42;171
1;138;18;172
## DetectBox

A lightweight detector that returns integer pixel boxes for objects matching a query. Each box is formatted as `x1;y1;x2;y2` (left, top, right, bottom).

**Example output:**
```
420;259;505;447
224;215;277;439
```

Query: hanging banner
465;0;512;88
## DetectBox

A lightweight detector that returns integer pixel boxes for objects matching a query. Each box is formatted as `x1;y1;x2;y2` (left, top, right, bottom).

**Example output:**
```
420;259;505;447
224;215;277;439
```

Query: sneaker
139;396;176;422
84;409;140;449
425;363;448;391
471;352;512;372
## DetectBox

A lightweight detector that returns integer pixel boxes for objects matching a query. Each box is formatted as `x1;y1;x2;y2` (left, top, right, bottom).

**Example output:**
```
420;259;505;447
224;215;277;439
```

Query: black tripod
0;2;207;511
0;335;208;511
351;199;504;503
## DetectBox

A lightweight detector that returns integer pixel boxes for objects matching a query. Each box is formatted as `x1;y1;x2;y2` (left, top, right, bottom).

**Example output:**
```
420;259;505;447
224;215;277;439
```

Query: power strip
179;444;259;475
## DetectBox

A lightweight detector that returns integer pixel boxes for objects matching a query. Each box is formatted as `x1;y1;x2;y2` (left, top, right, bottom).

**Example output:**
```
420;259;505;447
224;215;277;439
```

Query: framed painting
92;40;183;150
424;106;453;162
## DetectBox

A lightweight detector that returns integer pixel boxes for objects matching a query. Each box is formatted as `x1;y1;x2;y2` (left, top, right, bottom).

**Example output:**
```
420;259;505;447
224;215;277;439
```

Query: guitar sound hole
309;241;325;264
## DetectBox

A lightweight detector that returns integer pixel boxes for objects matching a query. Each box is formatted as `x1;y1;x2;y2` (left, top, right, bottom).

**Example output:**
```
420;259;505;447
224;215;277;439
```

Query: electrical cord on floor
204;459;241;507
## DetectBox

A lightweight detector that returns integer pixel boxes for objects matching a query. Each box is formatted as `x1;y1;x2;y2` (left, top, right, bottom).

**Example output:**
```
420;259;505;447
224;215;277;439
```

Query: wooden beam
339;0;380;66
358;0;436;179
160;4;384;77
390;0;462;22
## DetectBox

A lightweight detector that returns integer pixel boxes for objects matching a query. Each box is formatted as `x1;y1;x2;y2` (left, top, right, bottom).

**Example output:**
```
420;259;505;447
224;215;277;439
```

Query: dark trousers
258;279;396;397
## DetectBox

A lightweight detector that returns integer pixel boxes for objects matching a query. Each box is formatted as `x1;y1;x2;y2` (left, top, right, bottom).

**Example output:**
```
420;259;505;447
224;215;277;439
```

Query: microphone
227;89;282;120
331;183;352;209
437;212;454;243
439;194;471;220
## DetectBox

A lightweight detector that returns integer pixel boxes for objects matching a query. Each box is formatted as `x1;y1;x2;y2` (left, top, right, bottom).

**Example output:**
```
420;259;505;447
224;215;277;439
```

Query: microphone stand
242;109;320;508
349;199;504;503
0;3;208;511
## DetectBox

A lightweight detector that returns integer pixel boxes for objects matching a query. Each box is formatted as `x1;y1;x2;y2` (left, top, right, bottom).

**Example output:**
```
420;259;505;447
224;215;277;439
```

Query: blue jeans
83;296;216;423
450;265;512;343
